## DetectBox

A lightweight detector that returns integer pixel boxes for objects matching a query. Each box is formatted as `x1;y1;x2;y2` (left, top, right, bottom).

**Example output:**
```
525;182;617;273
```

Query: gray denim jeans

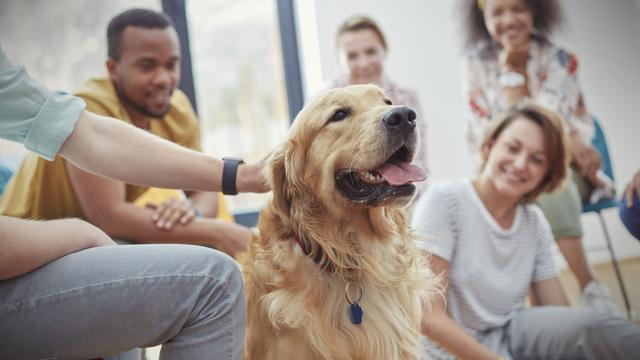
0;244;245;360
422;306;640;359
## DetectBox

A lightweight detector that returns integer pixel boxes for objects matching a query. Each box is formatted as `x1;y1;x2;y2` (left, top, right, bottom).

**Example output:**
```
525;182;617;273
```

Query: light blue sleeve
410;183;457;261
0;46;85;161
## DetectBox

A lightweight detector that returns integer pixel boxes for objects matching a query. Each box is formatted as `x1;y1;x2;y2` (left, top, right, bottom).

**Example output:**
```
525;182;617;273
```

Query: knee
192;247;243;289
200;248;244;297
582;315;627;358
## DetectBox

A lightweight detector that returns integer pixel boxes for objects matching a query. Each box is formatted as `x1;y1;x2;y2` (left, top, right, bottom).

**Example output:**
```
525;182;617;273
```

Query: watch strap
222;157;244;195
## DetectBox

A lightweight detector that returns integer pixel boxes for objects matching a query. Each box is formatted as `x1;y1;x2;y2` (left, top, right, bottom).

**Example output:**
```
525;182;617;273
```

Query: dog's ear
266;142;290;221
266;138;308;224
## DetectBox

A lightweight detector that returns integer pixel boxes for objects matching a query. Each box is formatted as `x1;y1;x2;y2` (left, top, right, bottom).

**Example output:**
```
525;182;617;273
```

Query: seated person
461;0;619;316
0;44;267;359
620;170;640;240
413;104;640;359
0;9;248;257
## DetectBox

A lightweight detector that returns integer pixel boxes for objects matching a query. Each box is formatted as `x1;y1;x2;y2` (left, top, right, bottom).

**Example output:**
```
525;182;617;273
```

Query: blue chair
582;117;633;319
0;164;13;195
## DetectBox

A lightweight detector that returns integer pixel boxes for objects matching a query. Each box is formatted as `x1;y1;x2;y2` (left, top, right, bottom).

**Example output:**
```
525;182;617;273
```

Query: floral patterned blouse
463;40;594;152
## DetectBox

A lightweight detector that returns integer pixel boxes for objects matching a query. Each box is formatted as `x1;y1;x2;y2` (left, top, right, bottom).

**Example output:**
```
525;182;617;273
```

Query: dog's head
266;84;426;222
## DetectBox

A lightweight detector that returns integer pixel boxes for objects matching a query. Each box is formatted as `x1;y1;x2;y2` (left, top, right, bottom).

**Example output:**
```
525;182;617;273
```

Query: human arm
532;47;600;182
497;44;530;106
59;111;268;193
530;277;570;306
569;131;601;184
0;47;267;194
147;191;219;230
0;216;116;280
422;255;502;360
187;191;219;217
529;211;566;305
66;161;250;257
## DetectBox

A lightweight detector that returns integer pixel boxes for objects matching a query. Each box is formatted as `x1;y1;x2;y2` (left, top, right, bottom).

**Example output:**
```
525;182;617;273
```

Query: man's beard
115;82;173;118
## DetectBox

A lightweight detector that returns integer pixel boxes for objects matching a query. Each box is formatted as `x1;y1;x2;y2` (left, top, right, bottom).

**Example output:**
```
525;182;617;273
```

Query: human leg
0;244;245;360
506;306;640;360
537;178;593;289
536;176;621;316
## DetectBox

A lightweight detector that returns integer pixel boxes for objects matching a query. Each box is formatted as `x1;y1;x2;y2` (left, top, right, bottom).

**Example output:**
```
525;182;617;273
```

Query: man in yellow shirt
0;9;248;256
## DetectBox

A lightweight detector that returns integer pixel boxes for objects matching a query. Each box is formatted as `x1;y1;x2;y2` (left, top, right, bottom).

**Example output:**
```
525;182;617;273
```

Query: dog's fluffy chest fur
240;223;435;360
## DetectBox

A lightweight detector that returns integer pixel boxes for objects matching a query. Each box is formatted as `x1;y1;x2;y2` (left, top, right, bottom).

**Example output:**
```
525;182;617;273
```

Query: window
186;0;291;212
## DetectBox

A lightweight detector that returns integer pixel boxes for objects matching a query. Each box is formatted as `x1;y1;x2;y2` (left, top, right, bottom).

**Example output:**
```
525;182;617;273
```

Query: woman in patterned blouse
330;15;428;194
461;0;621;318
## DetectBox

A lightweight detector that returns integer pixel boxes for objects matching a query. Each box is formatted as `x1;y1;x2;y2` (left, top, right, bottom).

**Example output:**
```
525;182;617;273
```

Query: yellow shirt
0;77;202;220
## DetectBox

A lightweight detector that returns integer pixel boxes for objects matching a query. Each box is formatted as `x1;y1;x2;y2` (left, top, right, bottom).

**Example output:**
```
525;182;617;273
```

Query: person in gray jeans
0;44;267;359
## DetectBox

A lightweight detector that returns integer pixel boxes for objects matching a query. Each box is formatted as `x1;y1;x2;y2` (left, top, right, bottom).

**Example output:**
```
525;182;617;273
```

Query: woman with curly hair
460;0;620;317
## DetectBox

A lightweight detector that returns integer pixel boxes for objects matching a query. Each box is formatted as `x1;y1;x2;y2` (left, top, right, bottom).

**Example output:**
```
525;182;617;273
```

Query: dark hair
460;0;563;50
107;8;174;60
479;103;570;203
336;15;388;51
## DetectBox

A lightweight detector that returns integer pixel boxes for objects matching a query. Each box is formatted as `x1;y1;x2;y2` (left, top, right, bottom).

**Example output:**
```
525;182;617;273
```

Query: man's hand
624;171;640;208
148;198;197;230
570;136;602;184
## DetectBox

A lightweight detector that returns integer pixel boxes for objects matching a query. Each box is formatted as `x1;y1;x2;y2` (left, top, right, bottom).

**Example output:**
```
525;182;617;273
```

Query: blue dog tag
349;303;363;325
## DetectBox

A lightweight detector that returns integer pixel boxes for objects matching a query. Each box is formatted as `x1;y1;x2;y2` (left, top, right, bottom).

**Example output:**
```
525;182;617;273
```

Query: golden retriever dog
238;85;438;360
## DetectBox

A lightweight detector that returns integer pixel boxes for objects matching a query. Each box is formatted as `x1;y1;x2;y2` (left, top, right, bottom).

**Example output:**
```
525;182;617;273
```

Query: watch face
499;71;525;87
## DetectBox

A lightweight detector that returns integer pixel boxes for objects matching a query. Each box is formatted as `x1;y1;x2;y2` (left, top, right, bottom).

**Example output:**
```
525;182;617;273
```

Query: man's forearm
93;204;249;256
60;111;267;193
0;217;113;280
187;191;219;218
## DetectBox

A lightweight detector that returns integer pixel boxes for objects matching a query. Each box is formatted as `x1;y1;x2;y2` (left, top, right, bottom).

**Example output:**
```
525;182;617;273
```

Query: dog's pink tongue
377;162;427;186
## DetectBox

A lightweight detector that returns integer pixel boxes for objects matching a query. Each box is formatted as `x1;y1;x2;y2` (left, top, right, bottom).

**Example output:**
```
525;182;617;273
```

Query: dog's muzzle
335;106;426;206
383;106;417;136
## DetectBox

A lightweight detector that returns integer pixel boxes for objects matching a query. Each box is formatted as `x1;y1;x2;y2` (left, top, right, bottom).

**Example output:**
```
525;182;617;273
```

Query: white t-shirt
412;179;557;331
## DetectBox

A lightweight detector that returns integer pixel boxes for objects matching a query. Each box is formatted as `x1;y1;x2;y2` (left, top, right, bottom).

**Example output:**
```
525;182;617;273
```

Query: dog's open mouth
335;145;427;205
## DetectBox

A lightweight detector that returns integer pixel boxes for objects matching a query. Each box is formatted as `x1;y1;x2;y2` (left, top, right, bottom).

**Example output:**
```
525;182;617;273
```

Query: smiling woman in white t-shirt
413;103;640;360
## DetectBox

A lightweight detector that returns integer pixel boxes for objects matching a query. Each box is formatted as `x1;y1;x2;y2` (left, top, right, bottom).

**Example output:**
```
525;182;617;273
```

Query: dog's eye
330;108;350;122
384;98;392;105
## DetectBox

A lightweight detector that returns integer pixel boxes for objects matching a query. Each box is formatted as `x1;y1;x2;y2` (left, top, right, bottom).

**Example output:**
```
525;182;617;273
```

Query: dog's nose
382;106;416;131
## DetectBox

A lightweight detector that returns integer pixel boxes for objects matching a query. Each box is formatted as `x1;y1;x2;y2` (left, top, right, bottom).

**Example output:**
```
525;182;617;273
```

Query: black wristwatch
222;157;245;195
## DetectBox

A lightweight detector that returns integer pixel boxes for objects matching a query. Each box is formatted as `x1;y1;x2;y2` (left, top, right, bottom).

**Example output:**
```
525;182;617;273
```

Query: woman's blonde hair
479;103;571;203
336;15;388;51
